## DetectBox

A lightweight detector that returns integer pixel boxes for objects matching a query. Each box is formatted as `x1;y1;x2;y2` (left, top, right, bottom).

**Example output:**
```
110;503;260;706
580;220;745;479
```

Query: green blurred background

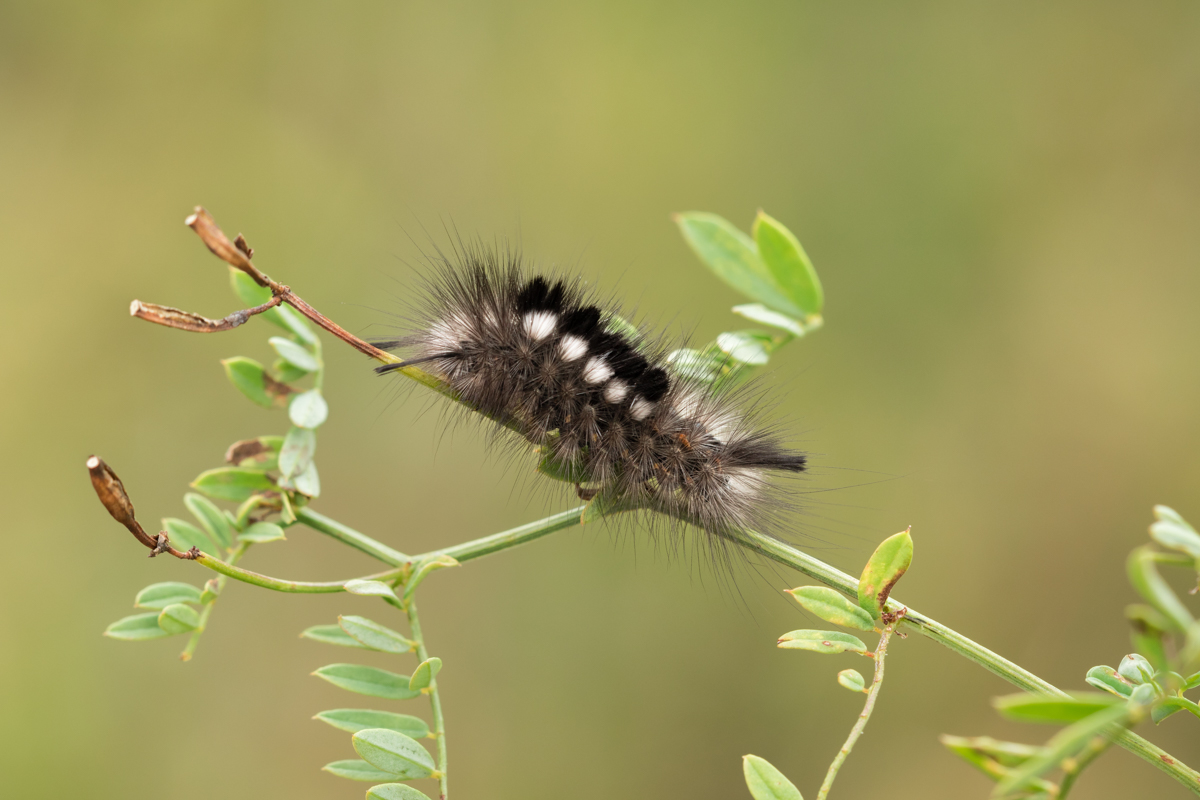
3;1;1200;797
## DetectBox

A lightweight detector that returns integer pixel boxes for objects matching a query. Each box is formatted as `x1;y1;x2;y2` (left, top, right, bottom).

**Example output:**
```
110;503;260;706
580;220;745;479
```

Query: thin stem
428;507;591;563
194;551;404;591
406;598;448;800
296;507;408;566
1058;733;1116;799
181;542;250;661
817;624;895;800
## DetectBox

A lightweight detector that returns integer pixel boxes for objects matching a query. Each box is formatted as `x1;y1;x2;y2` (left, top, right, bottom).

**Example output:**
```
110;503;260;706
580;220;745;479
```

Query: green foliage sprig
85;207;1200;799
941;506;1200;799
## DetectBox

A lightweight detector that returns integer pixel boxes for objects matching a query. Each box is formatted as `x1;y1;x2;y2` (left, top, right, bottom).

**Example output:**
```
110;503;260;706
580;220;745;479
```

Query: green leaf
135;582;203;610
666;347;727;385
313;664;422;700
104;612;175;640
995;704;1133;796
344;579;400;601
753;210;823;316
191;468;276;503
273;305;319;345
302;624;376;650
1084;666;1134;698
1117;653;1154;685
1127;546;1193;632
221;357;274;408
278;426;317;479
239;522;286;543
837;669;866;693
314;709;430;739
1150;506;1200;557
272;358;310;384
402;554;460;602
716;331;772;366
939;735;1048;785
993;692;1122;724
339;616;414;654
674;212;804;318
157;603;201;635
269;336;320;372
367;785;434;800
161;517;217;554
288;460;321;497
409;658;442;692
1151;697;1200;724
742;754;803;800
777;630;868;655
731;304;812;337
184;493;234;550
322;759;406;782
288;389;328;429
787;586;876;631
604;314;643;344
857;529;913;619
352;728;436;780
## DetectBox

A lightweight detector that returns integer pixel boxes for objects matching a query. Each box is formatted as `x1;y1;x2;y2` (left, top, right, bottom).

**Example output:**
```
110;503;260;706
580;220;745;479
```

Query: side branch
130;296;282;333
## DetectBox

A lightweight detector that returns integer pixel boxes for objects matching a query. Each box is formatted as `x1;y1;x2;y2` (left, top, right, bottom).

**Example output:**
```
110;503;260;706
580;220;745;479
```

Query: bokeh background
3;2;1200;798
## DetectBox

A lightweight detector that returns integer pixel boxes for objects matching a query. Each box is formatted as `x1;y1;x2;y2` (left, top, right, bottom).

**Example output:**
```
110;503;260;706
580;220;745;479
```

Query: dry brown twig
131;206;396;361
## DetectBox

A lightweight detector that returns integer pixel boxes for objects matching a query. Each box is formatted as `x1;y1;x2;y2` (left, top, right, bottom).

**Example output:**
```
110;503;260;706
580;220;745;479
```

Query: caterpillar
375;244;807;546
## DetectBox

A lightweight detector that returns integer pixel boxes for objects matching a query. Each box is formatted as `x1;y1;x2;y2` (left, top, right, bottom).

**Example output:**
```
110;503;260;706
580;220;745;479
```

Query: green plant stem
188;509;1200;793
817;624;894;800
405;597;448;800
296;507;408;565
1058;733;1117;799
182;542;250;660
194;551;404;591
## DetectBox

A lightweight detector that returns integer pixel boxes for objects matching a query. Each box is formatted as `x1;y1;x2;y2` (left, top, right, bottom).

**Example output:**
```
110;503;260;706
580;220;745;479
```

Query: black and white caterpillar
377;246;807;544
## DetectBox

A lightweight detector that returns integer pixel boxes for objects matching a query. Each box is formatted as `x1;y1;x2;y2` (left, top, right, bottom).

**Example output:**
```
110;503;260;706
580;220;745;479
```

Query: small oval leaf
777;630;868;655
837;669;866;693
742;754;804;800
289;389;329;429
368;785;434;800
716;331;772;366
135;582;203;610
857;529;913;619
161;517;217;554
221;357;274;408
1149;506;1200;557
339;616;414;653
313;664;421;700
752;210;823;316
409;658;443;692
731;304;808;337
993;692;1122;724
1118;653;1154;685
321;759;405;782
269;336;320;372
302;625;375;650
345;580;399;601
157;603;201;635
1084;665;1134;698
314;709;430;739
352;728;436;780
184;492;234;550
278;426;317;479
674;212;804;318
104;612;176;640
1127;546;1193;632
787;586;876;631
190;468;277;503
240;521;286;544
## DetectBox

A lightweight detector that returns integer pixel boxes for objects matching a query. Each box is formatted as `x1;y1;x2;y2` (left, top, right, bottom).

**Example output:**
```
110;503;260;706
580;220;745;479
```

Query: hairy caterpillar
376;245;807;545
